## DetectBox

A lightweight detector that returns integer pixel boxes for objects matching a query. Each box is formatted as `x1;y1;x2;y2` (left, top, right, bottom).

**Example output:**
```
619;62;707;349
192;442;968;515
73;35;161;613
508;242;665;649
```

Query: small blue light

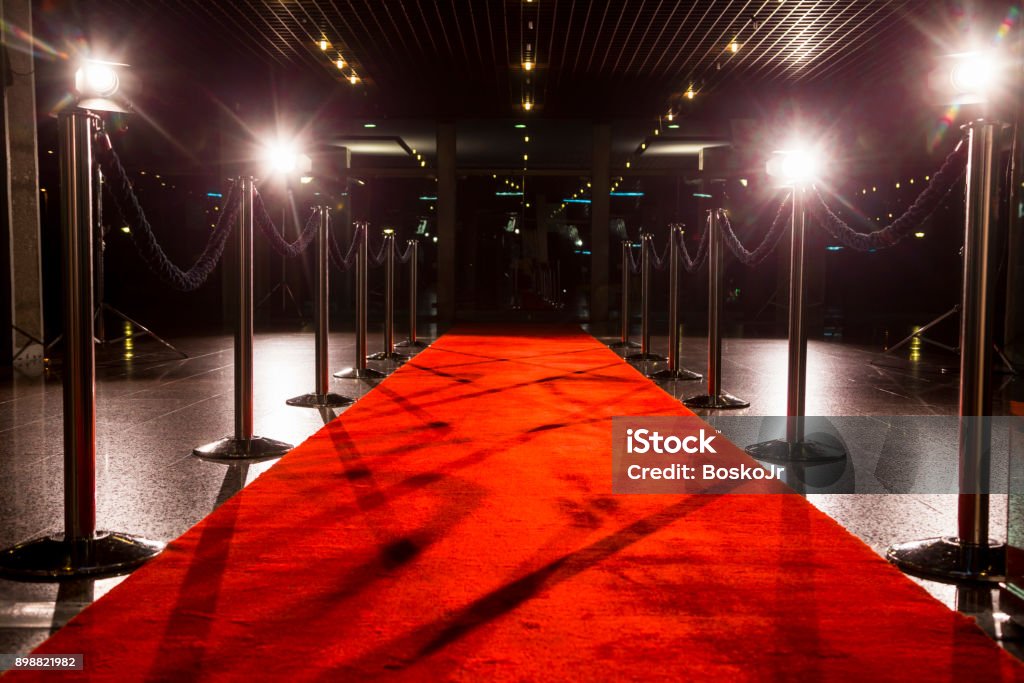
692;193;712;199
826;245;843;252
495;191;524;196
563;198;592;204
611;191;644;197
419;195;438;201
207;192;223;198
574;250;592;255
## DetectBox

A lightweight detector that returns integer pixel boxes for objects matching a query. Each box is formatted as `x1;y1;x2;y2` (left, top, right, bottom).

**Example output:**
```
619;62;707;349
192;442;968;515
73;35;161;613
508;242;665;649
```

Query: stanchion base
608;340;642;349
886;537;1006;584
333;367;386;380
395;339;430;349
367;351;409;363
286;392;355;409
649;368;703;381
745;438;845;463
192;436;293;463
626;352;668;363
683;392;750;409
0;532;164;581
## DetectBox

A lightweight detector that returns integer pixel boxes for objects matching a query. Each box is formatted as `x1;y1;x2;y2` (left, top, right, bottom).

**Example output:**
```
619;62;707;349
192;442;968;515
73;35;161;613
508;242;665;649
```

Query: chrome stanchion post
194;177;294;461
745;187;844;462
335;224;385;379
627;233;666;363
609;240;640;349
369;233;407;363
887;120;1006;583
0;110;163;580
288;206;355;408
685;210;749;408
397;239;429;349
652;226;701;381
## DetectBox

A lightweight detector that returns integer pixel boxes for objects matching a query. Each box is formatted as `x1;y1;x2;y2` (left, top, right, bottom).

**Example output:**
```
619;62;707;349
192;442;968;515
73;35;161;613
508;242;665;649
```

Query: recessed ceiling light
363;123;377;128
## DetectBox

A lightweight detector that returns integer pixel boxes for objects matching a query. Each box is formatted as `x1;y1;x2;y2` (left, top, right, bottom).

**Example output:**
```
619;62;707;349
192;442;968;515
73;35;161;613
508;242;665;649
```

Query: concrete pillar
590;124;611;322
3;0;43;355
437;123;456;324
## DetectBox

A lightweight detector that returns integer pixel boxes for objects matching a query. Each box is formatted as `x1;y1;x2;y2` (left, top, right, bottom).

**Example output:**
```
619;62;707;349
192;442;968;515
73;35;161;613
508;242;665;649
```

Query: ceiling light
729;41;740;53
515;123;527;129
336;56;345;69
523;60;534;71
685;87;695;100
319;39;328;51
349;73;358;85
523;100;533;111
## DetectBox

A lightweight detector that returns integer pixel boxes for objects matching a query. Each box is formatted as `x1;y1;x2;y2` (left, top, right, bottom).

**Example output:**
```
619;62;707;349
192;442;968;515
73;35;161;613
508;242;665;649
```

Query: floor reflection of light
122;320;134;361
909;325;922;362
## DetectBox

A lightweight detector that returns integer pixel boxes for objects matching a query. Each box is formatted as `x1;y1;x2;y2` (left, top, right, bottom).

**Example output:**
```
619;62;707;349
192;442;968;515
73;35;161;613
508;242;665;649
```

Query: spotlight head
933;50;1006;105
73;60;129;112
262;140;312;176
75;63;118;97
950;53;995;95
766;147;823;186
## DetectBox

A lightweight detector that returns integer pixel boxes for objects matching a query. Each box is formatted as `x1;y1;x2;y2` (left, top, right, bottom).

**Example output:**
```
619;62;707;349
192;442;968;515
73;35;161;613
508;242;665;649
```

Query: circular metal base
683;392;750;409
395;339;430;349
626;352;668;363
745;438;845;463
286;392;355;409
886;537;1006;585
649;367;703;381
333;366;386;379
608;340;642;349
0;532;164;582
367;351;409;363
192;435;293;463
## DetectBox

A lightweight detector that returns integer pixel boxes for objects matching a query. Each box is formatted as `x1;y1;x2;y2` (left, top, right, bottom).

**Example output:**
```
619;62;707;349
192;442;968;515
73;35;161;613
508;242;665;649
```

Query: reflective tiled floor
1;324;1022;664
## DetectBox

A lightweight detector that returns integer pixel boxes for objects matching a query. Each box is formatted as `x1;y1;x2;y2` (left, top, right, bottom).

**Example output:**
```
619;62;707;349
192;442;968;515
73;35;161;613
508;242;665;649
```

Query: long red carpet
13;326;1024;680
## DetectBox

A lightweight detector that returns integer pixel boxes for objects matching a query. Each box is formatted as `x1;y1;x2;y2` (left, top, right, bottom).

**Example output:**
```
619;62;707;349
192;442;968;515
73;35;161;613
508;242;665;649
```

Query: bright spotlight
950;54;995;94
75;62;119;98
263;140;311;176
933;51;1005;104
766;147;823;186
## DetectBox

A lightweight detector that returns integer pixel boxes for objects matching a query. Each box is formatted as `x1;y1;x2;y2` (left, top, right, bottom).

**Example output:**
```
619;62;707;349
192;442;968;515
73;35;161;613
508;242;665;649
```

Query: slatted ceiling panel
111;0;931;116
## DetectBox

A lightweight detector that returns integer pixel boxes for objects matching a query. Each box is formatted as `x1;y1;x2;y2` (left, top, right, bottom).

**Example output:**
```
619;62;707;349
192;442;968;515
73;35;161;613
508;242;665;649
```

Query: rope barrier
670;214;711;273
95;135;241;292
811;141;967;251
253;192;319;258
368;230;387;268
329;223;363;272
627;241;641;275
649;238;671;272
718;195;792;267
396;239;415;264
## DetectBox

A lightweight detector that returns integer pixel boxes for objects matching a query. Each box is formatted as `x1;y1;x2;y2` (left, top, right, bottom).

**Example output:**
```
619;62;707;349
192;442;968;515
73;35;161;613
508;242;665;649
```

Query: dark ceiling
69;0;944;119
28;1;1009;176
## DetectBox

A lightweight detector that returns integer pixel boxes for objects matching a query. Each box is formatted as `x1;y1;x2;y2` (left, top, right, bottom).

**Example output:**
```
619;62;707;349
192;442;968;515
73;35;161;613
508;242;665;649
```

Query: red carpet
12;326;1024;681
